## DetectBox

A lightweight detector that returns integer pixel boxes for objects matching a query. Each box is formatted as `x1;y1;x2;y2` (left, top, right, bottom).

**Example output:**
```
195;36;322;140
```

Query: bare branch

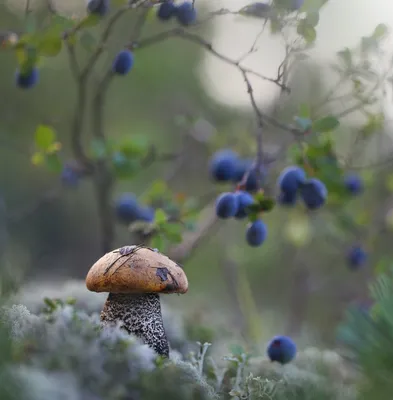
132;28;291;92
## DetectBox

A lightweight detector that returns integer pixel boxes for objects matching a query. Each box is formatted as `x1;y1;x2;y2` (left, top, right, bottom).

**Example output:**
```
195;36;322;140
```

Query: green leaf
372;23;388;39
31;151;44;166
359;113;384;138
151;234;165;252
80;32;96;52
259;198;275;212
298;103;310;118
79;14;101;28
146;180;169;201
45;153;62;173
49;15;77;31
269;17;282;34
118;136;149;157
154;209;167;225
297;19;316;43
161;223;183;243
38;34;62;57
35;125;55;151
312;116;339;132
305;11;319;27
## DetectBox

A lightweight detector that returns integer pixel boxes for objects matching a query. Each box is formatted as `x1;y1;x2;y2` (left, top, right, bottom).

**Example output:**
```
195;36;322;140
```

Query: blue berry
277;166;306;194
15;67;39;89
115;193;141;224
61;164;80;187
87;0;110;16
137;206;155;223
267;335;297;364
234;191;254;219
112;50;134;75
292;0;304;10
246;219;267;246
215;192;238;219
232;158;253;183
157;1;177;20
347;245;367;270
209;149;238;182
176;2;197;26
300;178;327;210
277;190;297;207
344;174;363;195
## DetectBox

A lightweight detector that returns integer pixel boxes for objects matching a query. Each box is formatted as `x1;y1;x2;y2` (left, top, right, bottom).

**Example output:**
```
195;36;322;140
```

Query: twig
242;71;264;184
168;203;219;261
132;28;291;92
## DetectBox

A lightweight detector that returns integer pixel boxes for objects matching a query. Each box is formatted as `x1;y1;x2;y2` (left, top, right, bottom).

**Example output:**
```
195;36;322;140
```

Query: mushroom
85;245;188;357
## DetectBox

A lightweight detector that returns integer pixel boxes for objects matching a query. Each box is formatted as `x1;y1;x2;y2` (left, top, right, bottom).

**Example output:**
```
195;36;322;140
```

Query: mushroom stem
101;292;169;357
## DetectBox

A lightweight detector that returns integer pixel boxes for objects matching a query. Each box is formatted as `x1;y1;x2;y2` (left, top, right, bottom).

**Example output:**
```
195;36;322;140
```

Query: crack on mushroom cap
104;245;183;276
86;245;188;294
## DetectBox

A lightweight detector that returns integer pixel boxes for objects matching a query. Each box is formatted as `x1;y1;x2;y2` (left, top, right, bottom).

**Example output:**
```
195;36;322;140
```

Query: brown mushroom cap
85;245;188;294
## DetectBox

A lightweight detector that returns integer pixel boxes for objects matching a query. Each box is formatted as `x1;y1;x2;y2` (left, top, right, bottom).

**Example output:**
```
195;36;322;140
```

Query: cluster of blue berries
209;149;269;247
157;1;197;26
209;149;266;192
277;166;327;210
215;190;268;247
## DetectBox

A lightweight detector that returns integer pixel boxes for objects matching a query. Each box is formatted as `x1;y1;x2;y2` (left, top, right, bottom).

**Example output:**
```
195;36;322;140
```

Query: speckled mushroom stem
100;292;169;357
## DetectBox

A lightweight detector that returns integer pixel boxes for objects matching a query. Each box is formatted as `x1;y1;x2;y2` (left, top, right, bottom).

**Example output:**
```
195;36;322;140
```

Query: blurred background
1;0;393;355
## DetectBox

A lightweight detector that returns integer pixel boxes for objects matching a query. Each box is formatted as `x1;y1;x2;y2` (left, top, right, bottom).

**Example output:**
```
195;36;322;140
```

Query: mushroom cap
86;245;188;294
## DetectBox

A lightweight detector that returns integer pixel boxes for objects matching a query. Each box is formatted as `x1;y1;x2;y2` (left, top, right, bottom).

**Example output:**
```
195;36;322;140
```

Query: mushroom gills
101;292;169;357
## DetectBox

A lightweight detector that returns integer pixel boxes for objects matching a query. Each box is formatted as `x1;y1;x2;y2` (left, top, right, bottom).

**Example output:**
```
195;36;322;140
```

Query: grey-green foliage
9;279;191;354
337;268;393;399
1;303;216;400
240;349;358;400
0;298;361;400
192;344;357;400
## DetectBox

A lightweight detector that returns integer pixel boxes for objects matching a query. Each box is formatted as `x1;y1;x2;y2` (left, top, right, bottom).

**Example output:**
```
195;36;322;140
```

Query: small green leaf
80;32;96;52
154;209;167;225
118;136;149;157
38;35;62;57
312;116;339;132
146;180;169;201
45;153;62;173
297;20;316;43
298;103;310;118
259;198;275;212
305;11;319;27
31;151;44;166
372;23;388;39
35;125;55;151
161;223;183;243
151;234;165;252
79;14;101;28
